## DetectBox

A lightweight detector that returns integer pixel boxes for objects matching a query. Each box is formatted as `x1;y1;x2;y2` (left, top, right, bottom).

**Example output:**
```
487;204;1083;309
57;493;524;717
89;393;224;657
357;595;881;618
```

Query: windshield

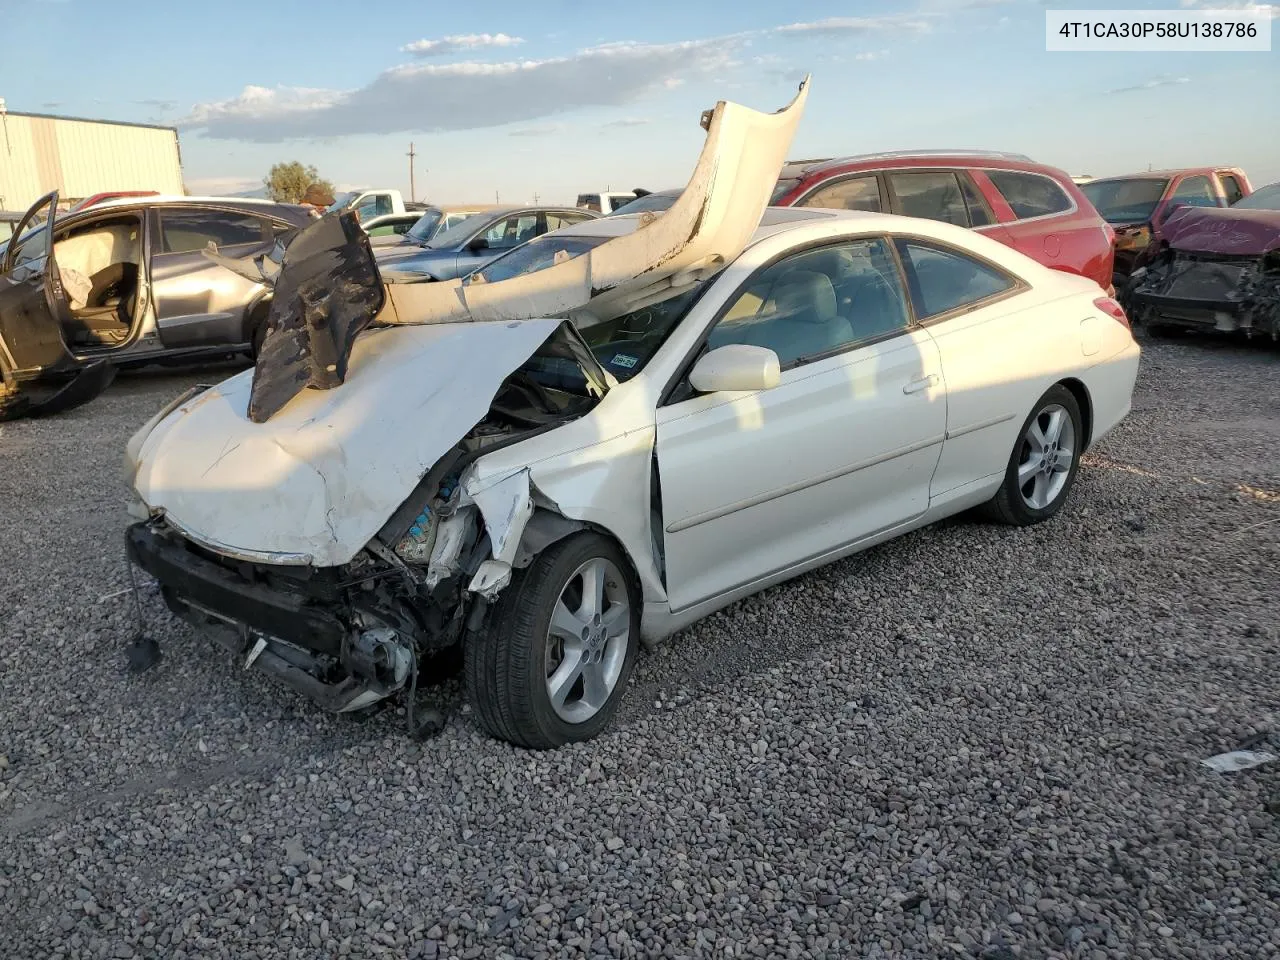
610;193;679;216
519;284;707;393
471;234;609;284
326;191;359;212
771;177;801;204
404;209;444;243
1232;183;1280;211
425;213;494;249
1080;178;1170;224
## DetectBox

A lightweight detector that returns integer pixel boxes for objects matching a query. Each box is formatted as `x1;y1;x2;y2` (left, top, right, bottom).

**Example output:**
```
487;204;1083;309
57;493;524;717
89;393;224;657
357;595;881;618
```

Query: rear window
160;210;266;254
986;171;1073;220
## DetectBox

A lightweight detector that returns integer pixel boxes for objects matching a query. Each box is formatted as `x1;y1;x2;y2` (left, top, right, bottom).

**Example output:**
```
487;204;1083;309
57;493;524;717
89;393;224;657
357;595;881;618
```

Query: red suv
769;151;1115;293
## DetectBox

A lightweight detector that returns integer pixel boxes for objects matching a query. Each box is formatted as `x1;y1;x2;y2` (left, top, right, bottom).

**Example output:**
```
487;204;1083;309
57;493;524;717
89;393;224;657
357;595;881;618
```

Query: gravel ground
1;333;1277;960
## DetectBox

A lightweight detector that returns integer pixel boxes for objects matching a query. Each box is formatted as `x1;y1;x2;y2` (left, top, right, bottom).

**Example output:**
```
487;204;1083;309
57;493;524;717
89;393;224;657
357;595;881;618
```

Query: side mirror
468;236;490;252
688;344;781;394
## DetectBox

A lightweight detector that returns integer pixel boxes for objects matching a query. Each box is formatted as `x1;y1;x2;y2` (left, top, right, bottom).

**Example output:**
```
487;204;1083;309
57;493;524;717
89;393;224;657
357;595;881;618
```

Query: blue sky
3;0;1277;202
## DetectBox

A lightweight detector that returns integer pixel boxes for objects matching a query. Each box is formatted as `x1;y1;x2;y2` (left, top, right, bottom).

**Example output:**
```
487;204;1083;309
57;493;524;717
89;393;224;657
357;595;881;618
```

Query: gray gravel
1;334;1277;960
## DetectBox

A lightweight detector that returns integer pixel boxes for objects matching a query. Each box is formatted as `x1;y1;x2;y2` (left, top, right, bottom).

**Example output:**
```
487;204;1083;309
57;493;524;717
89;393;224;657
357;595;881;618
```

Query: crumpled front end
1130;248;1280;337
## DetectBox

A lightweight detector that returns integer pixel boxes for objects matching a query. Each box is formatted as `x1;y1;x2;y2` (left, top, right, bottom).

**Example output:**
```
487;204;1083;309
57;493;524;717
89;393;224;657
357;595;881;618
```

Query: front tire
980;385;1084;526
465;533;639;749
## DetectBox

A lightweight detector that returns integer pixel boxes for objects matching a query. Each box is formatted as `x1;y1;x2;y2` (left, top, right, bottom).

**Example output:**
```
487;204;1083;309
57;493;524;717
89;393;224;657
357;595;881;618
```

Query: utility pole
533;192;539;204
406;142;417;202
495;190;500;204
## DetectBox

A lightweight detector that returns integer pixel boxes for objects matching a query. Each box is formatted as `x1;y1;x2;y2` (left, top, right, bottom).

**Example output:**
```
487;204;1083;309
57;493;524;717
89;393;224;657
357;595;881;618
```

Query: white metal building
0;105;185;212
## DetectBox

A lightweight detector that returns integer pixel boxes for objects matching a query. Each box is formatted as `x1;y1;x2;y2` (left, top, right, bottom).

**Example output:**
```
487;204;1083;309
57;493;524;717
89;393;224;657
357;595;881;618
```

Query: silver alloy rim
544;557;629;724
1017;403;1075;510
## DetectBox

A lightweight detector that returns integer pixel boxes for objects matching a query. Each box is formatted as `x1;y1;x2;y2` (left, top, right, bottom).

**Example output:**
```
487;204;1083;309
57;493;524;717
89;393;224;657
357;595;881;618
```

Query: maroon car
1080;167;1253;285
1128;182;1280;339
769;150;1117;293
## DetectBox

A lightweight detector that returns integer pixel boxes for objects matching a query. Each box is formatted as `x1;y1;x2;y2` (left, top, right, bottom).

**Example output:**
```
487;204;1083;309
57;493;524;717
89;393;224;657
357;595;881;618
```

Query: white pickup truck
327;188;430;221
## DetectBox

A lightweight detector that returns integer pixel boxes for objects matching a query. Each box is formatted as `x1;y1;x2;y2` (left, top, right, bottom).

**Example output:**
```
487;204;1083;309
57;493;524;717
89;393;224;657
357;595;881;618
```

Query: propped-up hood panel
248;213;385;422
1162;205;1280;256
241;79;810;423
132;318;562;567
383;78;811;328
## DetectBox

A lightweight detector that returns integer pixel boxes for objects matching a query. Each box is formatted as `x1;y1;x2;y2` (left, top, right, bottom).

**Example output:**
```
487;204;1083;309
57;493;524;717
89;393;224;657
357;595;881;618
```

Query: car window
607;196;634;212
888;171;970;227
959;173;994;227
1219;175;1244;206
375;195;393;217
986;170;1073;220
546;212;593;231
1080;178;1169;224
896;240;1016;319
1170;175;1217;208
576;194;602;212
798;176;881;213
483;214;540;250
706;239;911;368
159;210;267;254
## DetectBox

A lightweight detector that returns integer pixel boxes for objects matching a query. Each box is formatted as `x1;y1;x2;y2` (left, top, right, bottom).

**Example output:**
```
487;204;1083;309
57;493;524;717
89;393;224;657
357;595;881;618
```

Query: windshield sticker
611;353;638;369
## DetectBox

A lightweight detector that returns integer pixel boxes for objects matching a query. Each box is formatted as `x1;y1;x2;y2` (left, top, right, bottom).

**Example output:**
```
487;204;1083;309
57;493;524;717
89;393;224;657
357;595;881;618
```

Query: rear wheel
465;533;639;749
980;385;1083;526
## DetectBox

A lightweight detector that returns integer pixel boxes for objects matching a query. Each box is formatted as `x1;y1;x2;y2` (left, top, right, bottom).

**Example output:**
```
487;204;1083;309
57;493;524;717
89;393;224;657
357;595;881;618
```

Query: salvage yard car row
0;78;1272;749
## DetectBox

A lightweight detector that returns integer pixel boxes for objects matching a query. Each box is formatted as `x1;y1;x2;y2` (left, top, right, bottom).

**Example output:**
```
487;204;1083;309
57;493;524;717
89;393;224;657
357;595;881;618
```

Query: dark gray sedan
376;205;600;281
0;191;314;419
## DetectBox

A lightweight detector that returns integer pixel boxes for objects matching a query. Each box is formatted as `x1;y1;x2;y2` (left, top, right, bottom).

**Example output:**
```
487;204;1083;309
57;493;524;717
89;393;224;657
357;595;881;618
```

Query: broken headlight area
1130;248;1280;338
126;517;483;715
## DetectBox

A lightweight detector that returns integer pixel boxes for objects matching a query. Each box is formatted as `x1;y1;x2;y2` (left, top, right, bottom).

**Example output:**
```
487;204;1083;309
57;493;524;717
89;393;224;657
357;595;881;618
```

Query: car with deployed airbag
121;80;1140;749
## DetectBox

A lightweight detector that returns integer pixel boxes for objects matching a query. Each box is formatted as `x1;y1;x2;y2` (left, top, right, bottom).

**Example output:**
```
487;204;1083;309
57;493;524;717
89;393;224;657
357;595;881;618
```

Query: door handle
903;374;939;395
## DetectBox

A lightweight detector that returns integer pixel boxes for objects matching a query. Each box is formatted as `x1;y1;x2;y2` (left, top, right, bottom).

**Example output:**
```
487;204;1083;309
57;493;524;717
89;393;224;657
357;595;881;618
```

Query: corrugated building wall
0;112;184;211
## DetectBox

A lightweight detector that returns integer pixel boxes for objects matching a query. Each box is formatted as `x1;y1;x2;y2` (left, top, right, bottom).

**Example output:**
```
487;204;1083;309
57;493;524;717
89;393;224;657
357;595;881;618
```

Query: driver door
0;191;116;418
0;191;76;379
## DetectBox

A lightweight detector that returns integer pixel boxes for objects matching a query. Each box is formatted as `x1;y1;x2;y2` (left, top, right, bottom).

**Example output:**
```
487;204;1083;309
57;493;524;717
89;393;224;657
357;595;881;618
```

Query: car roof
1088;167;1242;182
782;150;1037;180
73;194;304;213
534;205;841;244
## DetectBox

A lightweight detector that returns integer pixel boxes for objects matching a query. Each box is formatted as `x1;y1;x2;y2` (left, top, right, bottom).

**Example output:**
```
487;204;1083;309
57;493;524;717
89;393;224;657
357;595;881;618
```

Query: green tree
264;161;333;204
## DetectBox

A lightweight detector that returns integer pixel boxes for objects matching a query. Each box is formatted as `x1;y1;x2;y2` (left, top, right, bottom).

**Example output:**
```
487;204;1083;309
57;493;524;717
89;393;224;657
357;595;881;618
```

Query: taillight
1094;296;1130;330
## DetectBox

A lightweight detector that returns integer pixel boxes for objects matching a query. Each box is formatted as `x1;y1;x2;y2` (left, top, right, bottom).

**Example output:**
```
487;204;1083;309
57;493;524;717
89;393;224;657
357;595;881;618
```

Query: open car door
0;191;117;421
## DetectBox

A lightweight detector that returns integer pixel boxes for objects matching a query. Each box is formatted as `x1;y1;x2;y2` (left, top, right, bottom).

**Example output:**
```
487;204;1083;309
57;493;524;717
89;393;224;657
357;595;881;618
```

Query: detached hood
131;318;562;566
1162;205;1280;256
237;79;810;423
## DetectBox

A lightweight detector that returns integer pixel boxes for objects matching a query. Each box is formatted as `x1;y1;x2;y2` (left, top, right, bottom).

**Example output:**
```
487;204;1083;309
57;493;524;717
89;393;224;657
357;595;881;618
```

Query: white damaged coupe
123;80;1140;748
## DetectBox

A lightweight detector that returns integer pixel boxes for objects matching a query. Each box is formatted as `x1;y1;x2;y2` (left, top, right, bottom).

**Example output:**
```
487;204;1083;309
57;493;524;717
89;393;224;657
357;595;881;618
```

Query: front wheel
979;385;1084;526
465;533;639;749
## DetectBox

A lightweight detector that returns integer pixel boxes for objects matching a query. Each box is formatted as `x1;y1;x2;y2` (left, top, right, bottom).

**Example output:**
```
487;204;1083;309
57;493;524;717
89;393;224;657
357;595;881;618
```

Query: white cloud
774;15;933;36
1107;75;1191;95
185;37;740;141
402;33;525;57
1179;0;1277;17
184;15;933;142
507;124;563;137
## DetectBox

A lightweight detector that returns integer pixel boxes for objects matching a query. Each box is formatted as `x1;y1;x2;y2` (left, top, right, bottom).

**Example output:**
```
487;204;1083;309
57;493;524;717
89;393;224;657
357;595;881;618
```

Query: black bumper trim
125;522;346;657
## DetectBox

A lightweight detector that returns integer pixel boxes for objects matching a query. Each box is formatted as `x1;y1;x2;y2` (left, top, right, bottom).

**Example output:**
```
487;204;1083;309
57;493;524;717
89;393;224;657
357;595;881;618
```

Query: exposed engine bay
1130;247;1280;338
